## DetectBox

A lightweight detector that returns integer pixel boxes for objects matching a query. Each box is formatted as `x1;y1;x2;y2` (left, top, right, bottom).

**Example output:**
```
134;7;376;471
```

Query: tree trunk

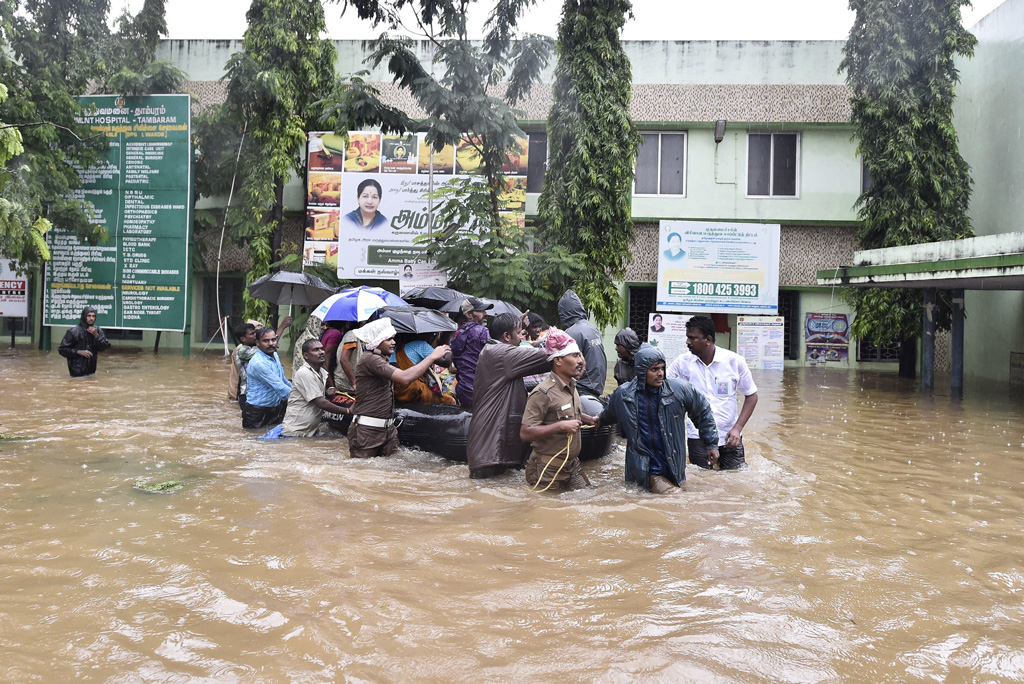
269;175;285;324
898;338;917;379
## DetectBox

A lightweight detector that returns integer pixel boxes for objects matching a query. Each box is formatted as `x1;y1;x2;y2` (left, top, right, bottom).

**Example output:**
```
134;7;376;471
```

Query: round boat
394;401;615;463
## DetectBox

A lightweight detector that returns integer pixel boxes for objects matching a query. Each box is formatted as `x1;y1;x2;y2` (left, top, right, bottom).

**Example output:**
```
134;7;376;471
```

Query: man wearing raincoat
58;306;110;377
599;346;719;494
557;290;607;400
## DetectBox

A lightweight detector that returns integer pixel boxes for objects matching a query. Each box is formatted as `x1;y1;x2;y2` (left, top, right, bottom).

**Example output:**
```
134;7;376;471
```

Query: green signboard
43;94;192;331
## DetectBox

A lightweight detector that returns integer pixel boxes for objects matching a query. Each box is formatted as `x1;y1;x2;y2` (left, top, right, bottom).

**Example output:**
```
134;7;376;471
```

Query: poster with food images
304;131;528;281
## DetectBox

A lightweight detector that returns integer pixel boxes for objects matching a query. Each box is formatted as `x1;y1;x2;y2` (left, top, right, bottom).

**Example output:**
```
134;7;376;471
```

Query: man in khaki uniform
520;329;599;492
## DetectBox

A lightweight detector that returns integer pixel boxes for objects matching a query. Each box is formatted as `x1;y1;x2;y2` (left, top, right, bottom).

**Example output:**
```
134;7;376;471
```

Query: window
857;338;901;362
526;132;547;194
635;132;686;196
861;161;873;194
747;132;799;197
777;290;800;360
627;286;657;343
203;276;245;342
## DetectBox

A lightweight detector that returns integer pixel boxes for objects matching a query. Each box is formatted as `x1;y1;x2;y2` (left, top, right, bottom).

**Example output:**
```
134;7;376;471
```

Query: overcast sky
118;0;1007;41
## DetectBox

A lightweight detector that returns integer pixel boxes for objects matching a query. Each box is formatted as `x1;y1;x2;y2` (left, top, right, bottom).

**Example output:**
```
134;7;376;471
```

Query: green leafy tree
322;0;553;306
101;0;186;96
538;0;640;329
0;0;177;268
841;0;976;376
215;0;337;321
425;176;582;308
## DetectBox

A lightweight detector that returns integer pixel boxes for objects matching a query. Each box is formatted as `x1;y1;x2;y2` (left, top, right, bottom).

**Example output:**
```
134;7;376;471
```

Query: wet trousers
347;422;399;458
242;400;286;429
687;437;746;470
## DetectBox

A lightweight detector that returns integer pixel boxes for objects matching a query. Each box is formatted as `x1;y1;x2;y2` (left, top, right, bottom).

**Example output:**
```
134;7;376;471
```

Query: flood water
2;348;1024;683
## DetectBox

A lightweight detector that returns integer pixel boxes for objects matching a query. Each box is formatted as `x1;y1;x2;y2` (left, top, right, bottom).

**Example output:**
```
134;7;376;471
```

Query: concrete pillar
922;287;936;390
951;289;965;398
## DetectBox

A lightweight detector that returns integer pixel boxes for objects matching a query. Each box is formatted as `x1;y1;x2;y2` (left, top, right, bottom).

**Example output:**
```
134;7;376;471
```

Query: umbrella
372;306;458;335
439;297;523;318
246;271;337;307
402;286;468;309
312;286;407;322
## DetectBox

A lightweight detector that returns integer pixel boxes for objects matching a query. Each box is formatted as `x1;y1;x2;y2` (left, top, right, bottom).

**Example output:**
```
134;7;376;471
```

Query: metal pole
951;288;964;398
922;287;936;390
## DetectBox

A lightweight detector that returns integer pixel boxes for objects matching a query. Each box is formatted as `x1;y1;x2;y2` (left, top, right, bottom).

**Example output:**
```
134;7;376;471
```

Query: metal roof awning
816;232;1024;289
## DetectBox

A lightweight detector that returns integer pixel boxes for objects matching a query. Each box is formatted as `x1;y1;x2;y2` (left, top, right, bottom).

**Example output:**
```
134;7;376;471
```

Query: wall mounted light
714;119;728;144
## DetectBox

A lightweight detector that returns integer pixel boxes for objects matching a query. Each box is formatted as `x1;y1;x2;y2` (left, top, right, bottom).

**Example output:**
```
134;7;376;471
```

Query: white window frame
745;131;801;199
633;131;687;197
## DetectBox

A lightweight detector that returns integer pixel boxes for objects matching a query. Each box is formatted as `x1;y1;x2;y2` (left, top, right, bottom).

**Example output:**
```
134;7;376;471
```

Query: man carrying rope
520;329;599;492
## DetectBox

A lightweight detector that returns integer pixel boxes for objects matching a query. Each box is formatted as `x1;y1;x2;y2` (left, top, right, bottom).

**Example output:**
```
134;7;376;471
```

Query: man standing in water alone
466;313;551;479
601;346;719;494
520;330;599;492
58;306;110;377
242;327;291;429
667;315;758;470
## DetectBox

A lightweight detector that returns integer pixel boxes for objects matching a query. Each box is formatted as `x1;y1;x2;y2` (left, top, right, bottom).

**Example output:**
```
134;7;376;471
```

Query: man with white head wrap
348;318;451;458
520;329;599;492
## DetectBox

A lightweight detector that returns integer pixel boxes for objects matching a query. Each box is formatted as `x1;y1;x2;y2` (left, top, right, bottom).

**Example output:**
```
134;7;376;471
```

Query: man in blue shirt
242;327;292;429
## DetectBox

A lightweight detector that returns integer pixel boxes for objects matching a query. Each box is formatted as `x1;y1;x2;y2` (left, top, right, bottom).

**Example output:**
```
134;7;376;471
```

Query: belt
353;414;398;429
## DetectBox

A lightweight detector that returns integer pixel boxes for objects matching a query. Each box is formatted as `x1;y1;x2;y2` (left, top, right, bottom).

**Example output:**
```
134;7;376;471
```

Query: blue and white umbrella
312;286;407;322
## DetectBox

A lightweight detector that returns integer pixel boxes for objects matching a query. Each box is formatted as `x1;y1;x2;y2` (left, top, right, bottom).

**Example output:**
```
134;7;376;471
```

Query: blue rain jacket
600;345;718;490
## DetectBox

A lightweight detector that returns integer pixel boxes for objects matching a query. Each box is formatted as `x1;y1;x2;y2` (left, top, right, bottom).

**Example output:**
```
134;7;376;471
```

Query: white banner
736;315;785;370
646;312;692;364
0;259;29;318
657;220;780;314
305;131;527;285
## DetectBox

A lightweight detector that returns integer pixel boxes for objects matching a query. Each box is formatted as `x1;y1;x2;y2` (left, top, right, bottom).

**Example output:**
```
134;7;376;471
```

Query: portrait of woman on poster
342;178;389;230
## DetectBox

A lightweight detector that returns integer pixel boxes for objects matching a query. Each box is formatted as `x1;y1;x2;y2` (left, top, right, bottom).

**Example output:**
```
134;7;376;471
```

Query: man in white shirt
666;315;758;470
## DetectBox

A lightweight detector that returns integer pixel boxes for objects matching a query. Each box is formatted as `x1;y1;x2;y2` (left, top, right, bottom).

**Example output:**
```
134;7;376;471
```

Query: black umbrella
401;286;468;309
373;306;458;335
439;297;523;318
246;271;337;307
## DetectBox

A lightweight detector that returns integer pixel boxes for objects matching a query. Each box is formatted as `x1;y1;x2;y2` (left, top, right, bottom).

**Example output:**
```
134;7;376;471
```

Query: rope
214;121;248;355
530;432;574;493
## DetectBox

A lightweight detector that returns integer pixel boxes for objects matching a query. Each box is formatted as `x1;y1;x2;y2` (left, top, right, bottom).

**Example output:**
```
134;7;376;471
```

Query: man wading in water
466;313;551;479
520;330;599;492
58;306;110;377
349;318;450;458
600;346;719;494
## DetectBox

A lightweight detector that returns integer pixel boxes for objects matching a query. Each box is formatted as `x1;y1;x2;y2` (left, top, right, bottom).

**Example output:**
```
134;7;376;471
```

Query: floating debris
133;479;185;493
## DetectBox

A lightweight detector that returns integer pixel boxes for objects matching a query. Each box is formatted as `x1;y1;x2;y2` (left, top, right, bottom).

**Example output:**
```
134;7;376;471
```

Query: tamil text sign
43;94;191;331
657;220;780;314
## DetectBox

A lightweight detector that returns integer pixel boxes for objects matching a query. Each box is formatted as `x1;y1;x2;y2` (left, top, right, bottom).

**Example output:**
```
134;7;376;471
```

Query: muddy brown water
2;349;1024;683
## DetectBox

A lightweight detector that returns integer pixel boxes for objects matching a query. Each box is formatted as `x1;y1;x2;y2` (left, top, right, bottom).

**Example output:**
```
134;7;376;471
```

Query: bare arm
275;315;293;341
340;345;357;387
520;419;581;442
313;395;350;415
390;345;451;385
725;392;758;448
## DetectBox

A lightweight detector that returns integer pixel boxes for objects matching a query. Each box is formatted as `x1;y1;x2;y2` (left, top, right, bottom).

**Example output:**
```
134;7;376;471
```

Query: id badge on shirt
715;379;732;398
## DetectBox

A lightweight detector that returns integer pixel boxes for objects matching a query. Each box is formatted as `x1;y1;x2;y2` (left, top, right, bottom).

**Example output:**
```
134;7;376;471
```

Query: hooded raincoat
600;346;718;490
557;290;607;397
58;306;110;377
613;328;641;385
466;339;551;476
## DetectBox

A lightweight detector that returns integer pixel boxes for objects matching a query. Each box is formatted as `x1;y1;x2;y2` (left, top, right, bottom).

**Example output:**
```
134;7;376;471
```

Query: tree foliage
203;0;338;321
323;0;554;306
0;0;178;269
840;0;976;351
424;176;582;309
538;0;639;328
